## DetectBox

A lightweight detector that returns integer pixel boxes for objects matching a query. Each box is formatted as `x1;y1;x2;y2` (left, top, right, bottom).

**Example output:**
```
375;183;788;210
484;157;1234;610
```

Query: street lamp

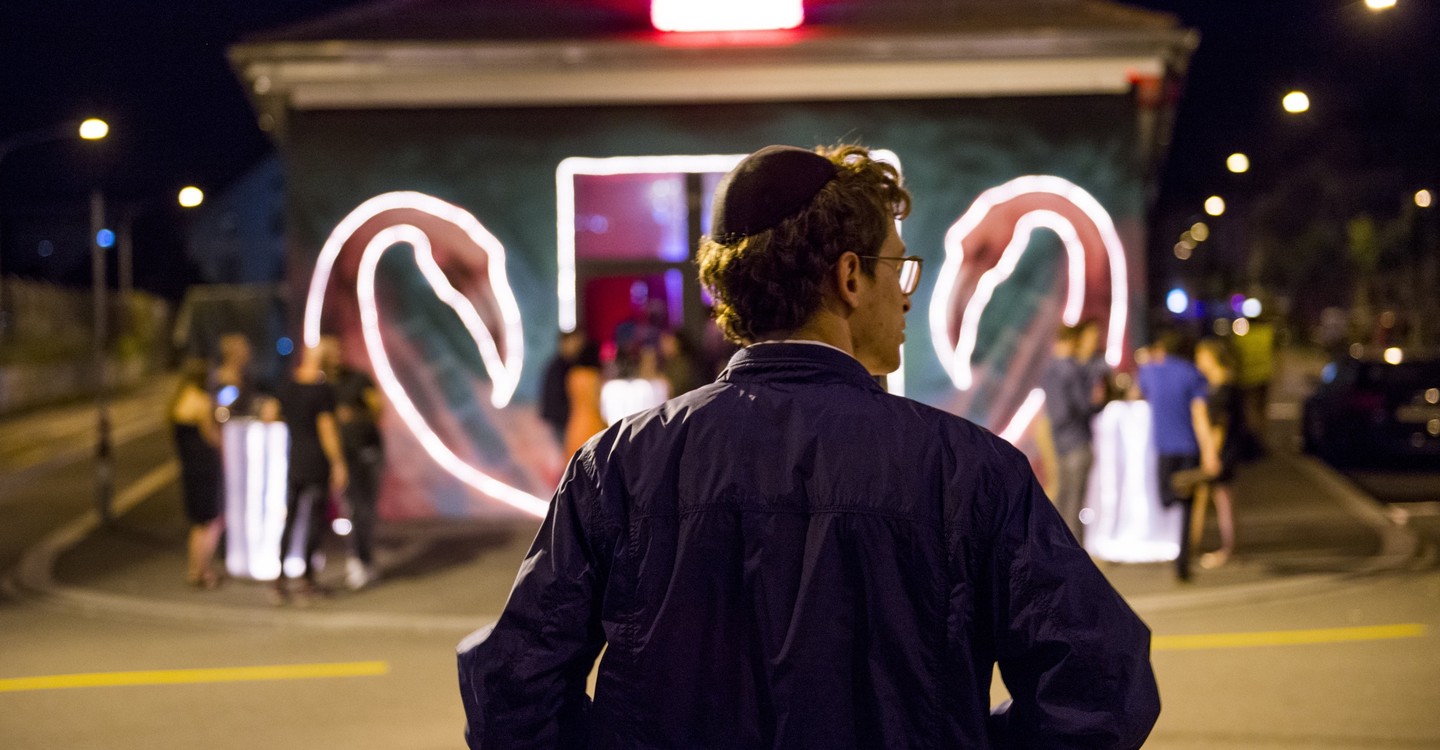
1365;0;1397;11
79;118;110;140
1282;91;1311;114
178;186;204;208
1205;196;1227;216
1226;153;1250;174
115;185;206;326
0;118;109;343
1417;189;1433;209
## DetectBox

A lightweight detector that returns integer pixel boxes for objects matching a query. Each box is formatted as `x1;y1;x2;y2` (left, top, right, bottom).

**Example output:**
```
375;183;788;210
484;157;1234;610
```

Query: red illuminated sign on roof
651;0;804;32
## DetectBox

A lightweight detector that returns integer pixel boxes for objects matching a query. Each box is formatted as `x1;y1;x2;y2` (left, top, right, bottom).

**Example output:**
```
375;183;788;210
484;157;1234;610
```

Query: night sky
2;0;1437;299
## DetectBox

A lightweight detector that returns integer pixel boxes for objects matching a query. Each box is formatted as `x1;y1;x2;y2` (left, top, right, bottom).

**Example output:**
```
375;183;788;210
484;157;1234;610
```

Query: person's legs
349;455;379;567
1201;481;1236;568
1158;454;1200;581
273;477;306;603
186;518;225;588
345;455;380;590
1056;445;1093;543
186;525;207;585
300;482;328;587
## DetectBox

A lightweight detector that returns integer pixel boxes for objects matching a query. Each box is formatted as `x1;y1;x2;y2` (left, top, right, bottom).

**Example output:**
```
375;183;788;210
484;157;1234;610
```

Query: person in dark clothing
1038;321;1104;542
321;335;385;590
658;329;705;397
265;343;348;605
540;330;586;444
1194;337;1251;569
457;144;1159;749
170;357;224;589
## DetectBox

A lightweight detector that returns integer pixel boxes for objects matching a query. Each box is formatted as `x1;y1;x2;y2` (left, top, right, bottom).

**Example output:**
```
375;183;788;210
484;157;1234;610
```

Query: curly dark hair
697;144;911;344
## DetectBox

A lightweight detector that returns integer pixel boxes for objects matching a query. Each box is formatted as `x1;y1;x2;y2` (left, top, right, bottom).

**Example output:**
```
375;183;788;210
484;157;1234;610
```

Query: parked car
1302;349;1440;467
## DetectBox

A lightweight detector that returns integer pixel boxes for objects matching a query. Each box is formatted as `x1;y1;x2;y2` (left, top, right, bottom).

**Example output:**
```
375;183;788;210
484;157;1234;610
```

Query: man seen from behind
457;144;1160;749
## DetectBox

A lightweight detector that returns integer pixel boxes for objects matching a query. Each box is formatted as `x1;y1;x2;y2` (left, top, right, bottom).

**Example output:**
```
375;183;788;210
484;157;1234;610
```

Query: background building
230;0;1195;518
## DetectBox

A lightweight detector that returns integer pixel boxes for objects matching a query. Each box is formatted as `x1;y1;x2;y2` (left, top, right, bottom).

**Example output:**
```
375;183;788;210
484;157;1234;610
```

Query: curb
3;460;494;636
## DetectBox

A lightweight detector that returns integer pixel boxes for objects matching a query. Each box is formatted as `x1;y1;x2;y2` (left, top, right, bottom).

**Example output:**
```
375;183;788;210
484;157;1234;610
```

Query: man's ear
832;251;864;311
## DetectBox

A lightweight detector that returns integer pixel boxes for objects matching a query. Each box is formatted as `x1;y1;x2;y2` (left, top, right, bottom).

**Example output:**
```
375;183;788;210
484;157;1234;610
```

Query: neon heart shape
927;175;1130;442
304;192;547;517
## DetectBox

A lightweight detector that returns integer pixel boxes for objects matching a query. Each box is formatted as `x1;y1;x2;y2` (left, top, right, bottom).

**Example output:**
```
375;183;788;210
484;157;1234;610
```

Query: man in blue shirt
1137;329;1220;581
458;144;1160;748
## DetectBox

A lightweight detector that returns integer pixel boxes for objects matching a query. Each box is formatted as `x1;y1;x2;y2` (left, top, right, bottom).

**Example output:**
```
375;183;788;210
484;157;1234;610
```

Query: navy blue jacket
458;343;1159;749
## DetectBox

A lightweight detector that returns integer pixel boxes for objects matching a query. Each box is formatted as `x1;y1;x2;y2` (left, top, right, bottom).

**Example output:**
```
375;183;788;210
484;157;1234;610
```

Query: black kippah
710;145;837;242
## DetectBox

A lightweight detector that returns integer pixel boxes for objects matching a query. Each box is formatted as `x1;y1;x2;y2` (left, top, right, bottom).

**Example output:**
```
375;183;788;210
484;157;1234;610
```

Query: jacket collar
718;342;885;392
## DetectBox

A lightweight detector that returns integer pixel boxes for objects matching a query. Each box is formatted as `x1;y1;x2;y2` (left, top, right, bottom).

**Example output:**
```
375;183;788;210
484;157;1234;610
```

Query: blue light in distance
217;385;240;407
96;229;115;249
276;336;294;356
1165;288;1189;315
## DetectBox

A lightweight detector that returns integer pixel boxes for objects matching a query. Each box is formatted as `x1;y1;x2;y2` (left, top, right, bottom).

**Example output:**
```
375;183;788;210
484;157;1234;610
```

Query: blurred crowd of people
540;326;724;456
1038;320;1266;581
165;332;385;604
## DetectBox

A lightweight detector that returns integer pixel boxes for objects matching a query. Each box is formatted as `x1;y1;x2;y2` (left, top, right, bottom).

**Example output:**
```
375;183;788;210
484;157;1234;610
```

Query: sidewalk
5;347;1422;632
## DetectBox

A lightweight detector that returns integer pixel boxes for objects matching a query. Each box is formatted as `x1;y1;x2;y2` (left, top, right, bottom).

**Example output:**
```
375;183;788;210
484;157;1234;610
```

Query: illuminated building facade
230;0;1195;522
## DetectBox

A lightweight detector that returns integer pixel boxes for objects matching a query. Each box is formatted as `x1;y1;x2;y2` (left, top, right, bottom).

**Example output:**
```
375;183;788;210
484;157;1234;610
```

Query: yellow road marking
1154;623;1427;651
0;661;389;693
2;624;1425;691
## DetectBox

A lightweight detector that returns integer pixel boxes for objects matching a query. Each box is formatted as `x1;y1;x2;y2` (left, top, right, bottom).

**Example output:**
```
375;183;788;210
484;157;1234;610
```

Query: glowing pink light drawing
304;192;545;517
928;175;1130;443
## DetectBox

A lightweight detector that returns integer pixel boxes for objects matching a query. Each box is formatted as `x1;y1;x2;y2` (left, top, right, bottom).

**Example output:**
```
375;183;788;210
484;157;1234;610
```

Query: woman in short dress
170;358;224;588
1194;338;1249;568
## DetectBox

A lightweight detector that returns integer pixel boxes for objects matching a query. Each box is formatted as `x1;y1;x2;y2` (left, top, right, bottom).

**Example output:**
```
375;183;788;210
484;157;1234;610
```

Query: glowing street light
1226;153;1250;173
1365;0;1397;11
78;118;110;140
1190;222;1210;241
1205;196;1226;216
1417;189;1433;208
1283;91;1310;114
178;186;205;208
1166;288;1190;315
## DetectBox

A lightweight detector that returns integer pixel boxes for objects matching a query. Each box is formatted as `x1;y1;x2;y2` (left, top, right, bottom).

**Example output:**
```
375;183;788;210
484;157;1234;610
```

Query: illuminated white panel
651;0;803;32
1084;400;1181;563
221;418;289;581
303;192;524;408
928;175;1130;392
600;378;670;425
357;225;550;517
259;420;290;580
223;421;249;578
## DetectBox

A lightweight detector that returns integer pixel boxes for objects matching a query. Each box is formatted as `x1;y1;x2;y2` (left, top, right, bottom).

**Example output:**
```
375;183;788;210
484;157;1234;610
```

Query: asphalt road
3;399;1439;748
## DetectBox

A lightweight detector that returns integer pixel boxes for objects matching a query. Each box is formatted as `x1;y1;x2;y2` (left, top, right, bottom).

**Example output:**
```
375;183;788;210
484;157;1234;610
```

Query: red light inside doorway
651;0;804;32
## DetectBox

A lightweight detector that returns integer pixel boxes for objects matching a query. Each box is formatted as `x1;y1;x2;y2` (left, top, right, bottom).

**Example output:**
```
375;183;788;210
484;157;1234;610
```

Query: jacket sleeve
457;452;608;749
986;453;1161;749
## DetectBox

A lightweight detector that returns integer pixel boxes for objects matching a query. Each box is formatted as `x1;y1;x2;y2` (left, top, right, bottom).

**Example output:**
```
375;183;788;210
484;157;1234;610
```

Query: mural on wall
287;96;1148;520
302;192;557;518
929;175;1131;441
